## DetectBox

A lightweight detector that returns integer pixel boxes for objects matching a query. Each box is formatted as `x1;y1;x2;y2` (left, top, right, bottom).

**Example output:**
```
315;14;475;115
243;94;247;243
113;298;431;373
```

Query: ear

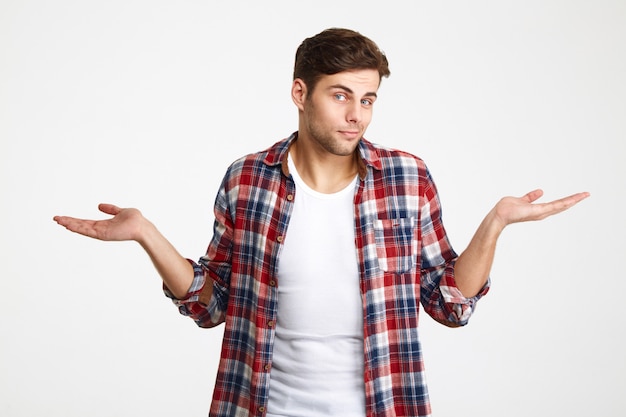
291;78;307;111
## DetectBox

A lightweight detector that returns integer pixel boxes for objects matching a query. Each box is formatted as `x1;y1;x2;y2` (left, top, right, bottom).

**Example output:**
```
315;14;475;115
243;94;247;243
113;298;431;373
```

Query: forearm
454;208;505;298
136;218;195;299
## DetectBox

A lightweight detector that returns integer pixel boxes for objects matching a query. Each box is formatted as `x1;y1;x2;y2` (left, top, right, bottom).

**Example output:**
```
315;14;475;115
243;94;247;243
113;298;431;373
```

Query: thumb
98;203;122;216
522;189;544;203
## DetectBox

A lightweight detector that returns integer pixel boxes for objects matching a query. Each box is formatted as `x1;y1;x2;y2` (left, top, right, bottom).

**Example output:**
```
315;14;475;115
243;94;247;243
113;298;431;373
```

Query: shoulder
359;138;429;175
221;136;291;187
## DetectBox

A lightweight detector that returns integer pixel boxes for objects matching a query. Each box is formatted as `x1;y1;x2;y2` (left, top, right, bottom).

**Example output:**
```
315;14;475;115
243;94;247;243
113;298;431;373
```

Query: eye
334;93;348;102
361;98;373;106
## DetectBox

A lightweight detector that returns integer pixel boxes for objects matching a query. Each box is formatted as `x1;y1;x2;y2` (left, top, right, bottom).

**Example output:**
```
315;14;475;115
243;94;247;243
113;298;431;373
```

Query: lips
338;130;361;139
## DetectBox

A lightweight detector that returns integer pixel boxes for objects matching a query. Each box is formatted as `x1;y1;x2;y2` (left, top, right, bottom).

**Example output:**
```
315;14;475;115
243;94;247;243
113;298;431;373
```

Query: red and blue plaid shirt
167;132;489;417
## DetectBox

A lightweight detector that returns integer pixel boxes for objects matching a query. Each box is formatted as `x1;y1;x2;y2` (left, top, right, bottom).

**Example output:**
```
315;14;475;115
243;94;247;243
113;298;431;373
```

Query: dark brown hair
293;28;390;92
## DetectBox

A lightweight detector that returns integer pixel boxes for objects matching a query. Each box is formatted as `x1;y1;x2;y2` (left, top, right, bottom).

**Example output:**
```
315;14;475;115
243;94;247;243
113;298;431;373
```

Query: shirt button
286;194;294;201
267;320;275;328
258;405;266;413
269;280;276;287
276;236;284;243
264;363;271;371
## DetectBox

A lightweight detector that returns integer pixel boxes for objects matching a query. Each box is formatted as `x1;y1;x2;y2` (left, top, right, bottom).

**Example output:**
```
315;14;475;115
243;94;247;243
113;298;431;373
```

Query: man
54;28;589;417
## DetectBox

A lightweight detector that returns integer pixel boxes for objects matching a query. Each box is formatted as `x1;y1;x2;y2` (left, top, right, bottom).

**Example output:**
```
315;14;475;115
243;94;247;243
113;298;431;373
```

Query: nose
346;101;362;124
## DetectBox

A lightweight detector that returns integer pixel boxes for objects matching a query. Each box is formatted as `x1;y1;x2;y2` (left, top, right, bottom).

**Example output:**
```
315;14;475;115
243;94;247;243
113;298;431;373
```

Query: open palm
53;204;145;242
494;189;590;227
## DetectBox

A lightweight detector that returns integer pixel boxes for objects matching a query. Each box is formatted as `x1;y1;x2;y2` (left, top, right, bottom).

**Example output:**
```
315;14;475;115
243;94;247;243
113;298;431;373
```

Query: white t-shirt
266;155;365;417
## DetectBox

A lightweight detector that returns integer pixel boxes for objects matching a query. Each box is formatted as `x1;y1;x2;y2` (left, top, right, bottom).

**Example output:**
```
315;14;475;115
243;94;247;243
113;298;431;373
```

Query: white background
1;1;624;416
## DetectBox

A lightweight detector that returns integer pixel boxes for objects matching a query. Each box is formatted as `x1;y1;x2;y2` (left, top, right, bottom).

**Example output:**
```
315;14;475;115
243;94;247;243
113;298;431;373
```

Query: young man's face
295;69;380;157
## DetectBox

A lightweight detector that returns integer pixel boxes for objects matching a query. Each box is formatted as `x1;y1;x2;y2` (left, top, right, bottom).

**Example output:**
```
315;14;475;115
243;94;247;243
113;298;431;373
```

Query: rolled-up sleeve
163;260;224;328
163;173;235;328
419;171;490;327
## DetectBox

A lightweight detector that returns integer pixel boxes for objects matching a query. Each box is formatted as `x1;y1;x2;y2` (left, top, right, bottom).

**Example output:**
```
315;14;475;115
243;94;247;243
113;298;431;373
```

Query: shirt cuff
162;259;206;301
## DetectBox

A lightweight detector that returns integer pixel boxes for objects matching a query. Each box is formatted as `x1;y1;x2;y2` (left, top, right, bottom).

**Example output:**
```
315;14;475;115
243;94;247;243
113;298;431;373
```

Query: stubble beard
303;104;362;157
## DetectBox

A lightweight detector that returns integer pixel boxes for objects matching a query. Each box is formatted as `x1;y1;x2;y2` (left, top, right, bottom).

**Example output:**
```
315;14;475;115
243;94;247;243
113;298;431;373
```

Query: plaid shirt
167;132;489;417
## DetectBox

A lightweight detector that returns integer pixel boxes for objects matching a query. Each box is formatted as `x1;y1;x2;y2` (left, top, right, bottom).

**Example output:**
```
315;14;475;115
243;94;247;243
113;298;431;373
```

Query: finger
53;216;99;238
534;191;590;219
98;203;121;216
53;215;80;228
551;192;590;211
569;191;591;202
522;189;544;203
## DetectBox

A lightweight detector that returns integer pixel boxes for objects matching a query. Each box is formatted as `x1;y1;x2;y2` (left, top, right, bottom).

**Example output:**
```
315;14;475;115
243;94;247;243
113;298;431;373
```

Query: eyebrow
329;84;378;98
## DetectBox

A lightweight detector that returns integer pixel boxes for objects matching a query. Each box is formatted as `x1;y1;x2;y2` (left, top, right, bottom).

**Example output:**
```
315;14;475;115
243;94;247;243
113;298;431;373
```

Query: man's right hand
54;203;147;243
54;204;196;299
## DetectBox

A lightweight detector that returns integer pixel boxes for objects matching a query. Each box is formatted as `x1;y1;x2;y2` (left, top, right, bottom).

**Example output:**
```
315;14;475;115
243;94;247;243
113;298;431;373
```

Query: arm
53;203;201;299
453;189;590;297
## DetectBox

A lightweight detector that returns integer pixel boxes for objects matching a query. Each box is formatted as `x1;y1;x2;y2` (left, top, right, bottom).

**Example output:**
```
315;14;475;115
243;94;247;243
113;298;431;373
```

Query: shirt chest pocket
373;217;417;273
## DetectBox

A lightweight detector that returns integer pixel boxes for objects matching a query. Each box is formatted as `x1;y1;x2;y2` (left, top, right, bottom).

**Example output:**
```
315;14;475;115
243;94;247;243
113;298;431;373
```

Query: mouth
338;130;361;140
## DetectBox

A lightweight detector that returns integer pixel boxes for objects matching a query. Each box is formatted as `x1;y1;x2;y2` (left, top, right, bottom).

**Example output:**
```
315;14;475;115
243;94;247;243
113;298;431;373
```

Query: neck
290;136;359;194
